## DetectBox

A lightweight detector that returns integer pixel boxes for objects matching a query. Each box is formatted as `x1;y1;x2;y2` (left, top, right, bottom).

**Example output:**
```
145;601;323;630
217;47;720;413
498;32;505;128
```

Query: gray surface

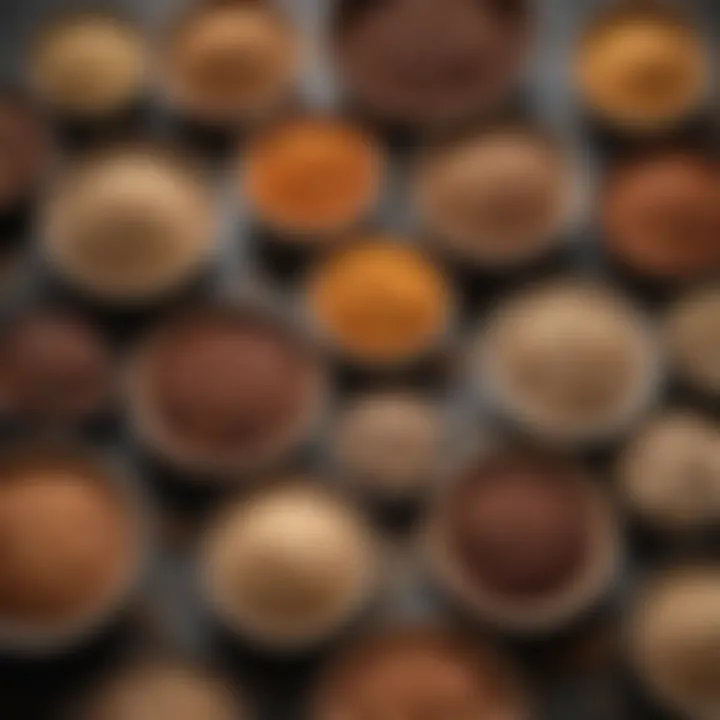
0;1;717;719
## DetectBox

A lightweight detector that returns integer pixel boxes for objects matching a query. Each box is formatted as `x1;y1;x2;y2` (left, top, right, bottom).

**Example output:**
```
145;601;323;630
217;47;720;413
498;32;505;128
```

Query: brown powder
447;451;591;599
316;629;528;720
0;96;47;211
132;308;321;471
332;393;443;496
166;2;300;125
0;311;113;424
603;153;720;280
416;127;572;266
334;0;532;129
0;454;132;627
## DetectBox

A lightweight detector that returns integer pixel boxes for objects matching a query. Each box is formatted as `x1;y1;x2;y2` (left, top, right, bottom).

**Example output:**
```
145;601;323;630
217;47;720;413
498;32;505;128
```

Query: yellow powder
309;240;451;363
576;9;708;130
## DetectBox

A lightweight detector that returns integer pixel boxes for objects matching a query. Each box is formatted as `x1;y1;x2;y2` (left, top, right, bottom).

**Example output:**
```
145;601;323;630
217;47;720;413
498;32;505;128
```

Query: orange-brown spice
245;118;382;235
308;239;451;363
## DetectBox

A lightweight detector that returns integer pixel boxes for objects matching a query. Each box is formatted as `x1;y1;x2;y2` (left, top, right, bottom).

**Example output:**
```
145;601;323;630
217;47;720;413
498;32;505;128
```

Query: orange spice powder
575;7;708;131
244;117;383;236
308;239;451;363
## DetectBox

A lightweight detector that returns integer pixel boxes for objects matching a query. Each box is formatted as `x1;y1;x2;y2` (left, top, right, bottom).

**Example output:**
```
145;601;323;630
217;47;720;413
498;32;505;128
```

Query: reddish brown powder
447;451;591;598
603;153;720;280
144;309;315;456
317;629;527;720
0;312;112;424
0;455;131;626
0;96;47;211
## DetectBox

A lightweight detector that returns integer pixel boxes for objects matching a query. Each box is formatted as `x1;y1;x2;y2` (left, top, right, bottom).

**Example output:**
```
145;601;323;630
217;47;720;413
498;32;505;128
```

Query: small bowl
125;301;330;483
472;279;663;448
425;446;621;636
601;150;719;286
664;284;720;401
312;626;533;720
328;390;449;507
618;411;720;537
72;658;250;720
627;565;720;720
0;306;116;434
574;3;712;138
162;0;303;134
414;122;591;273
331;0;535;133
242;114;386;282
27;10;150;138
303;235;458;385
0;90;50;240
39;143;219;310
199;480;384;654
0;442;147;657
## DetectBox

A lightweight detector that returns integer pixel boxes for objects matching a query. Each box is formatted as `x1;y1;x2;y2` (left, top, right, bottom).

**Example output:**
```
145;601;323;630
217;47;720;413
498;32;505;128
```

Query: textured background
0;1;717;719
